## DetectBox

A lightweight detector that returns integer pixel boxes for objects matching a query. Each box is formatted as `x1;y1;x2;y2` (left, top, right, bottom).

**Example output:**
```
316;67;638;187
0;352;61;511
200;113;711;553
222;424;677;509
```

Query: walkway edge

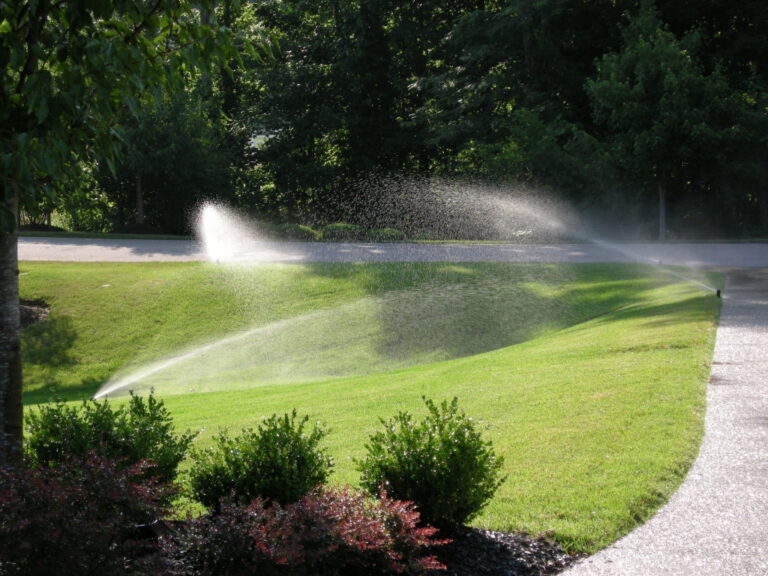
562;269;768;576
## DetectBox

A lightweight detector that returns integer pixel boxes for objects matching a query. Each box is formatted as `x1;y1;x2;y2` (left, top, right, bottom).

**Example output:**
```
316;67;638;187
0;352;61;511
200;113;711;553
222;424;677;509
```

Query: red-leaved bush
163;486;449;576
0;454;173;576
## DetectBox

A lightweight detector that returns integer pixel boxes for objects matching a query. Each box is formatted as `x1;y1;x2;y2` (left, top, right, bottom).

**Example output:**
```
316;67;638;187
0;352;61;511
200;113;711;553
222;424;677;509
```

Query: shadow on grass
595;293;720;329
22;315;78;366
294;262;670;362
23;377;104;406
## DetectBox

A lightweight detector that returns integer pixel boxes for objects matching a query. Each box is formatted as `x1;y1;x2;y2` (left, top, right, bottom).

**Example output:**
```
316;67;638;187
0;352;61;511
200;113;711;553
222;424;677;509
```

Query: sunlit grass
21;261;671;402
20;261;721;553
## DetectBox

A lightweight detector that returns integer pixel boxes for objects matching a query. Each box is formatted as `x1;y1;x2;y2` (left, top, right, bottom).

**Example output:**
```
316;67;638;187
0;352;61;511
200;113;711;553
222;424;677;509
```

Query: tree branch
15;0;50;94
127;0;165;42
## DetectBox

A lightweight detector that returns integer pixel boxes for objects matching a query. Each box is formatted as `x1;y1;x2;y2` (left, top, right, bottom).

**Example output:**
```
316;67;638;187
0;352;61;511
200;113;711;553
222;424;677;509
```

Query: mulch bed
20;299;49;328
429;527;582;576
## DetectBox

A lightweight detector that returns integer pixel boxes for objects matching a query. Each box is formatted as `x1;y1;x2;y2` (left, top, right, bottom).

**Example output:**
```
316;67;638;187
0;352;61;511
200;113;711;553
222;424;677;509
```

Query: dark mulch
429;527;582;576
136;521;583;575
20;299;49;328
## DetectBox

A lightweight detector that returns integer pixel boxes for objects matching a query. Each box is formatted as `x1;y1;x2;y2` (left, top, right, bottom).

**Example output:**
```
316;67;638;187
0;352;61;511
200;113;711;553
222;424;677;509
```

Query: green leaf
104;156;116;177
34;96;49;124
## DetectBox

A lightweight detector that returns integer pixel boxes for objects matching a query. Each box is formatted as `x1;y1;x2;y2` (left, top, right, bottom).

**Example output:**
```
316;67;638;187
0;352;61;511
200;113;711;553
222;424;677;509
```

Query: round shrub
366;227;407;242
277;222;320;241
24;392;195;484
320;222;365;241
357;397;506;528
189;410;333;509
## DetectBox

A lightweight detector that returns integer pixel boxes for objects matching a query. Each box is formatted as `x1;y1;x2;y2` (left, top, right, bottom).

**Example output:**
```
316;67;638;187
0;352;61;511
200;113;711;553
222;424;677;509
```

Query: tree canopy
587;4;749;238
0;0;236;464
11;0;766;238
206;0;766;238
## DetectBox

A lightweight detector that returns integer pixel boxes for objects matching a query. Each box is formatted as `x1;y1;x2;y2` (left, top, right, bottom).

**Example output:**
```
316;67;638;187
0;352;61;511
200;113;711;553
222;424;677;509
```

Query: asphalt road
16;237;768;267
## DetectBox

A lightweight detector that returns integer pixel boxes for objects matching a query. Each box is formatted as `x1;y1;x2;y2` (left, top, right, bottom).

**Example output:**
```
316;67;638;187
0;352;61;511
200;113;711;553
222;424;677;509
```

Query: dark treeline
29;0;768;239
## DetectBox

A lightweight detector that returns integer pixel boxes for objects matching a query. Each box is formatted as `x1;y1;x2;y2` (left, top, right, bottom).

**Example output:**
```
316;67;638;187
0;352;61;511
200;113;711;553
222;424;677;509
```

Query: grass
19;261;721;553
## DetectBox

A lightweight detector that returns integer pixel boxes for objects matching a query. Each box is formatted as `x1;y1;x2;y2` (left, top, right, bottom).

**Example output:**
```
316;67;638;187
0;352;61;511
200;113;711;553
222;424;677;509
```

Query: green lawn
19;261;721;552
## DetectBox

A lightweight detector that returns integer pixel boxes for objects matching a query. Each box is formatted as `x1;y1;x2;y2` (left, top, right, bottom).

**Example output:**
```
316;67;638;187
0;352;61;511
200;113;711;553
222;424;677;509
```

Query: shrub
277;222;320;241
162;486;447;576
320;222;365;241
0;455;172;576
24;392;195;484
189;410;333;508
366;228;407;242
358;397;506;528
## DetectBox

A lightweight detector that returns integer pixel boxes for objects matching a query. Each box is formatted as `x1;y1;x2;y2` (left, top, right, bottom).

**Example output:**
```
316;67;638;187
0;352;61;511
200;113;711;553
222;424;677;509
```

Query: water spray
586;238;721;296
98;194;725;399
93;313;321;399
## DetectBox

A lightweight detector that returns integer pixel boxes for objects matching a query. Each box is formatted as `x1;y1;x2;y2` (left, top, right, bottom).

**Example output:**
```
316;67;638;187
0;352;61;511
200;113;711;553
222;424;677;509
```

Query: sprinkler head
716;289;721;298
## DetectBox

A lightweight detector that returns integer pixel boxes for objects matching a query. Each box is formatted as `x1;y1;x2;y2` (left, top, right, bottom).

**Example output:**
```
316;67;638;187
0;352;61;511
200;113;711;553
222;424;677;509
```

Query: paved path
564;268;768;576
16;237;768;267
18;237;768;574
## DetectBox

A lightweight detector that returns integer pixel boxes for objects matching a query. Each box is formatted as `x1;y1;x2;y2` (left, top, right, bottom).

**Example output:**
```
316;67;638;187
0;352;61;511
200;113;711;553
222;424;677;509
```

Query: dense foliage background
23;0;768;239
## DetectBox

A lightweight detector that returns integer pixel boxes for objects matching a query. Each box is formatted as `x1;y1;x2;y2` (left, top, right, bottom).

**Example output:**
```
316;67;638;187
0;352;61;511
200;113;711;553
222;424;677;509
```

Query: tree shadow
292;262;664;364
23;377;106;406
591;293;719;329
22;315;78;367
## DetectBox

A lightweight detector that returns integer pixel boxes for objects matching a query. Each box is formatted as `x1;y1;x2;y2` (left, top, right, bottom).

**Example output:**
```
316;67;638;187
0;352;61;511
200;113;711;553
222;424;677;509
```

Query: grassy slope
20;261;673;402
164;282;717;552
19;262;720;552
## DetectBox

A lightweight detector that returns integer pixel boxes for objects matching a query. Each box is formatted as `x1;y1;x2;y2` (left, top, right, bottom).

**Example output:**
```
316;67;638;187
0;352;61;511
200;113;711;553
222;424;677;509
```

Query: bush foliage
24;392;195;484
320;222;365;241
358;397;506;528
163;486;447;576
0;455;172;576
189;410;333;508
366;227;407;242
277;222;320;241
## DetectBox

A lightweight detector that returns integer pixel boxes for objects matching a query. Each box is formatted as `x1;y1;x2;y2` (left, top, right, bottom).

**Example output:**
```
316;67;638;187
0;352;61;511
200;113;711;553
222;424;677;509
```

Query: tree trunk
758;175;768;233
658;183;667;241
519;1;533;80
220;0;238;119
0;190;22;466
136;173;145;225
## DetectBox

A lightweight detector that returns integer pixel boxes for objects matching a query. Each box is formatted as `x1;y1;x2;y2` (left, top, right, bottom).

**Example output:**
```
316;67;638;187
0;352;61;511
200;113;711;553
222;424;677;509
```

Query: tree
586;2;747;239
0;0;235;465
98;91;235;234
343;0;398;175
238;0;353;220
